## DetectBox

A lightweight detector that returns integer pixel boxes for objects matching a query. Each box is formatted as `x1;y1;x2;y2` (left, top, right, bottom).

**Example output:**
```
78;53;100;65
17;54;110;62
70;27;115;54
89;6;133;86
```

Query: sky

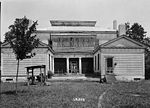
1;0;150;41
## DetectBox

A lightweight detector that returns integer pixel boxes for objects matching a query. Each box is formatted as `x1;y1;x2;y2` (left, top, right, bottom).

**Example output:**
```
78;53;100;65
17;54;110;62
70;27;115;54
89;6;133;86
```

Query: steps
53;73;85;77
49;76;87;80
106;74;116;83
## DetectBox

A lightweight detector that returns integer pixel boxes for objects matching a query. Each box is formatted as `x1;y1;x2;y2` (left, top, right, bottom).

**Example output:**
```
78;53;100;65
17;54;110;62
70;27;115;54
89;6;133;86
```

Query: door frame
69;58;79;74
105;56;114;74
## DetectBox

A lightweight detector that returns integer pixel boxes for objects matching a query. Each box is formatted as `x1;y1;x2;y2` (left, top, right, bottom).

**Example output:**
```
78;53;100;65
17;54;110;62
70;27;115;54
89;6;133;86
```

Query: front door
69;58;79;74
106;57;113;74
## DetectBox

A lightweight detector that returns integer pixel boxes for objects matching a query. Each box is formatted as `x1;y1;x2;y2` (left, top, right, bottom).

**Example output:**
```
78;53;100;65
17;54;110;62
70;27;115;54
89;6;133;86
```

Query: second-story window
70;37;74;47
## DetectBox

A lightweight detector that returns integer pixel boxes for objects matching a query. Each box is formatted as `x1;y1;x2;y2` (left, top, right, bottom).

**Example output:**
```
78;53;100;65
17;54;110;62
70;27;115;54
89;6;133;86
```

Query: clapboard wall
1;48;53;78
100;48;145;80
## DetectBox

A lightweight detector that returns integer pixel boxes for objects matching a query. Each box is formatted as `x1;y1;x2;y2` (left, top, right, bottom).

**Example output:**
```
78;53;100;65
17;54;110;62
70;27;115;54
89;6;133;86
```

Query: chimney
48;39;53;49
48;34;53;49
113;20;117;30
118;24;126;36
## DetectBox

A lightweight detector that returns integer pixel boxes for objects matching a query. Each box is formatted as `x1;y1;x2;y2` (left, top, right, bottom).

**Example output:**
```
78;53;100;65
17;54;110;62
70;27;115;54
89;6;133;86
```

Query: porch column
67;57;69;73
52;56;54;73
49;54;51;70
79;57;82;74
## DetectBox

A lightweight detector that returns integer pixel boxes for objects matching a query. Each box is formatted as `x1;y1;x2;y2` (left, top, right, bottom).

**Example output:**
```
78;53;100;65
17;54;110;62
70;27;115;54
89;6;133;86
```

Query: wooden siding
2;53;47;76
1;47;54;77
101;53;144;78
101;48;144;54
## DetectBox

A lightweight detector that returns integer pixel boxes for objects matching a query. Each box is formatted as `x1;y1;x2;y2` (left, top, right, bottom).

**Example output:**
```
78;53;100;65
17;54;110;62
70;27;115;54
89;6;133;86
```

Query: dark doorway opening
82;58;93;75
106;57;113;73
69;58;79;74
54;58;66;74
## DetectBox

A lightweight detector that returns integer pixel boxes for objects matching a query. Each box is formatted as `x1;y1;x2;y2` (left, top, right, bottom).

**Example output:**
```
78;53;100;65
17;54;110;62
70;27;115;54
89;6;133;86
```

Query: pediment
115;44;125;47
100;36;146;48
1;41;48;48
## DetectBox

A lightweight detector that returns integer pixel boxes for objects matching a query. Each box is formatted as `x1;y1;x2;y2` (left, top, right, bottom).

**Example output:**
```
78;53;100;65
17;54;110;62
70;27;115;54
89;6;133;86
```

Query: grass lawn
101;80;150;108
1;80;150;108
0;81;110;108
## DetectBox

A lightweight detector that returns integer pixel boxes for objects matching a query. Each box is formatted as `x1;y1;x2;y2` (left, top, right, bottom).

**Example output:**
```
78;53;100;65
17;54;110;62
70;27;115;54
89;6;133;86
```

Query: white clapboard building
1;20;146;82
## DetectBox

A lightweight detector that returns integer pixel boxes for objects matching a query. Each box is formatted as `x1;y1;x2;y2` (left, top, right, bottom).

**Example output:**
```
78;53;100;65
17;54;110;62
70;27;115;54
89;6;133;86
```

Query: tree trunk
16;59;20;94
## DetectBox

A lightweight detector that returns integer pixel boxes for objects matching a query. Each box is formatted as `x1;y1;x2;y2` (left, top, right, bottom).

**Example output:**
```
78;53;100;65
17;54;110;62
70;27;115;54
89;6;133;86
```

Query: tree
144;37;150;79
125;22;150;79
125;22;147;42
5;16;39;93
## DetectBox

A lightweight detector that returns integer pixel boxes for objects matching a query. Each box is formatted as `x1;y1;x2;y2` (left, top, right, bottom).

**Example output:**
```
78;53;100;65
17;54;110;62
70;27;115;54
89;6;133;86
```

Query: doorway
82;58;93;74
69;58;79;74
105;57;113;74
54;58;66;74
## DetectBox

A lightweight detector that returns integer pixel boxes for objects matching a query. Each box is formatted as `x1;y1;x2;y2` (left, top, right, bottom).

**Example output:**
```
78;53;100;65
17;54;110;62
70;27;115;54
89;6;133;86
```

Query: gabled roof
1;40;46;48
1;40;55;54
94;35;146;53
100;35;146;48
38;41;50;48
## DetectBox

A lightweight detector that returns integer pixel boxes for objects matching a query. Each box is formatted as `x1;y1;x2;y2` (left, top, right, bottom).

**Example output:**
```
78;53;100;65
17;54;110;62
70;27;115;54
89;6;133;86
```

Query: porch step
46;77;100;83
53;74;85;77
105;74;117;83
51;76;87;80
47;73;100;82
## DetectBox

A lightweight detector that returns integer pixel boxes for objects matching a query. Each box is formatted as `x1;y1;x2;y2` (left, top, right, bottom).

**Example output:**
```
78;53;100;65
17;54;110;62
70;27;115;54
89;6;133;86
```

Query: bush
145;56;150;80
145;67;150;80
47;70;53;78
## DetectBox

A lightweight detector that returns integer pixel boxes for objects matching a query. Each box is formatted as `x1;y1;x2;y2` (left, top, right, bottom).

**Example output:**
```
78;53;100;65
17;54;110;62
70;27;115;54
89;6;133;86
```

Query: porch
54;57;94;76
47;74;100;82
49;72;101;82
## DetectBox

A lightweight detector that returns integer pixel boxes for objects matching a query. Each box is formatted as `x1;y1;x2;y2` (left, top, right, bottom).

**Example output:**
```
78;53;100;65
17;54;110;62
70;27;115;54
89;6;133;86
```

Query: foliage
125;22;147;42
5;16;39;60
4;16;39;92
47;70;54;78
125;22;150;79
145;54;150;79
125;22;150;53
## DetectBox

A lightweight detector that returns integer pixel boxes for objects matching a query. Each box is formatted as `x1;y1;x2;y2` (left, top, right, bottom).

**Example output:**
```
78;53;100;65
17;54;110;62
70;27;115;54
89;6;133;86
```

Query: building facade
1;20;146;81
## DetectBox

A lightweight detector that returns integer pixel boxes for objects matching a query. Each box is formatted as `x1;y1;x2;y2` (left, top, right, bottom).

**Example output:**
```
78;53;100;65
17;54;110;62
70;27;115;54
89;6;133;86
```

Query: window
95;56;96;71
98;54;99;70
70;37;73;47
51;56;53;70
49;54;50;70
